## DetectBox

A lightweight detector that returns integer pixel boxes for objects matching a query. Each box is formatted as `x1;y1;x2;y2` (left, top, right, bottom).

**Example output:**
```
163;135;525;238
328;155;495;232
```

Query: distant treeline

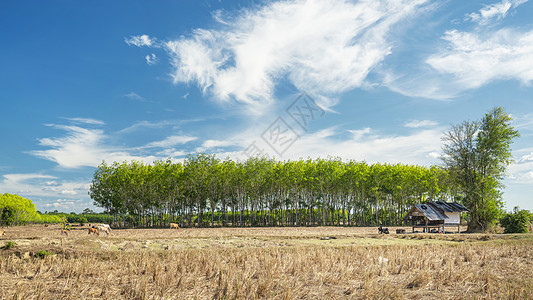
0;193;111;226
89;155;463;228
0;193;63;226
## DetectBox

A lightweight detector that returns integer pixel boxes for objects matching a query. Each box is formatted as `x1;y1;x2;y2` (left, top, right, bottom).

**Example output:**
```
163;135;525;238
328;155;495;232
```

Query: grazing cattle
60;230;69;236
169;223;180;229
99;224;112;232
96;225;110;235
88;227;99;236
378;225;389;234
0;230;5;236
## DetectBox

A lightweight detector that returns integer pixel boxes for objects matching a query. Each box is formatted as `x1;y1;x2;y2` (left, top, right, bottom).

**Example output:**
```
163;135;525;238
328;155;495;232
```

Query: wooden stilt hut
404;201;470;233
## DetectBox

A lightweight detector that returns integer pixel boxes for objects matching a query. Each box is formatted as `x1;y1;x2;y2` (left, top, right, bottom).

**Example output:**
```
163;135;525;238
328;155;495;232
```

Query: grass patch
35;249;52;259
3;241;16;250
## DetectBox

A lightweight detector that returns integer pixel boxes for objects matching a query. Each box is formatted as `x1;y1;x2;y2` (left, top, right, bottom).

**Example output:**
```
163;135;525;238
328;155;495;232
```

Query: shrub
3;241;16;250
78;217;88;226
35;250;51;259
500;207;531;234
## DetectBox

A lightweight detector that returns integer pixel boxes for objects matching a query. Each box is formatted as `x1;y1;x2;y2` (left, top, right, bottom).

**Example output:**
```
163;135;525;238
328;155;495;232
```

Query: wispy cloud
125;34;155;47
145;53;157;65
65;117;105;125
144;135;197;148
29;124;158;168
2;173;56;184
0;173;90;208
42;198;91;212
130;0;429;113
124;92;145;101
278;126;443;164
427;29;533;90
404;119;438;128
385;1;533;99
467;0;528;25
508;156;533;184
197;123;444;166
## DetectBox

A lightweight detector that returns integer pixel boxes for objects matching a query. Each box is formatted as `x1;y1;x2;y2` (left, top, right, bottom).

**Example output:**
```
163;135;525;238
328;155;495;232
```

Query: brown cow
169;223;180;229
60;230;69;236
88;227;99;236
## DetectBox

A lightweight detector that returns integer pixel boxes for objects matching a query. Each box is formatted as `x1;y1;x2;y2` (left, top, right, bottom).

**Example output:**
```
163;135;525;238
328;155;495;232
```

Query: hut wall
444;212;460;225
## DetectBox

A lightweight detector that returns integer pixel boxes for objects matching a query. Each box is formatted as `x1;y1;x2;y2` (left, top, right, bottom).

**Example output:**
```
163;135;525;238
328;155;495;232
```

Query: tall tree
441;107;519;232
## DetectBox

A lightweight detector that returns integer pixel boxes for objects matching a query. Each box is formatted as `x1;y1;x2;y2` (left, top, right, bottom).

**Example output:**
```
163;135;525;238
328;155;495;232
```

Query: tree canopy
441;107;519;232
0;193;40;226
89;155;457;228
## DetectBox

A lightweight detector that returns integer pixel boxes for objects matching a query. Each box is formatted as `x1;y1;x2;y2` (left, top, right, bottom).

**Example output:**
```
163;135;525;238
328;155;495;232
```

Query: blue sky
1;0;532;213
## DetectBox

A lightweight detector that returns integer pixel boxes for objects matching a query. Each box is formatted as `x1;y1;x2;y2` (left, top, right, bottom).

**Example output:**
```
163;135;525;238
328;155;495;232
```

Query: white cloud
31;125;108;168
42;198;91;212
428;152;442;159
45;180;61;186
66;118;105;125
156;149;187;157
200;139;238;150
125;34;155;47
124;92;145;101
162;0;429;113
518;152;533;162
427;29;533;89
0;173;90;206
203;122;444;166
508;159;533;183
145;53;157;65
1;174;57;192
404;119;438;128
144;135;197;148
383;1;532;99
347;128;371;139
60;189;77;195
279;127;443;164
118;120;177;133
467;0;528;26
506;147;533;184
29;124;158;168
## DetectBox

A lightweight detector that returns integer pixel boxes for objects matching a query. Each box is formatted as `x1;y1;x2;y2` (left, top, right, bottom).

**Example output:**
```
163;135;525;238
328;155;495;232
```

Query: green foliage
500;207;530;234
3;241;16;250
67;214;89;224
441;107;519;232
39;214;63;224
35;250;51;259
0;193;41;226
88;154;461;228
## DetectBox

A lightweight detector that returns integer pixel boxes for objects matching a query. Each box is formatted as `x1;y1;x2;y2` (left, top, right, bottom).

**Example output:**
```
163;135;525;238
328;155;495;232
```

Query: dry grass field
0;225;532;299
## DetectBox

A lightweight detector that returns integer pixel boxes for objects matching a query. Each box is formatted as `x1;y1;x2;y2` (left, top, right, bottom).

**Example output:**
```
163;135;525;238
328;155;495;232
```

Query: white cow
99;224;112;232
93;224;110;235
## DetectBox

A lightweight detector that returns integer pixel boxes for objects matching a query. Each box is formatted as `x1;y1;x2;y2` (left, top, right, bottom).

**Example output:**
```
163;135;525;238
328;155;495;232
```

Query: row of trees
88;107;521;232
89;156;459;228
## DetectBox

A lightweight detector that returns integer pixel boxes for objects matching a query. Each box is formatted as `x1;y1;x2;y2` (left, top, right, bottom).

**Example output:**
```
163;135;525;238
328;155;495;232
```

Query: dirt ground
0;225;531;299
0;224;471;252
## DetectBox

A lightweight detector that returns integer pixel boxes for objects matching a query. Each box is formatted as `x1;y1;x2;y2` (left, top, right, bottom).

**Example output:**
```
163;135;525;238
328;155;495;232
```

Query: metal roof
431;201;470;213
405;201;470;221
